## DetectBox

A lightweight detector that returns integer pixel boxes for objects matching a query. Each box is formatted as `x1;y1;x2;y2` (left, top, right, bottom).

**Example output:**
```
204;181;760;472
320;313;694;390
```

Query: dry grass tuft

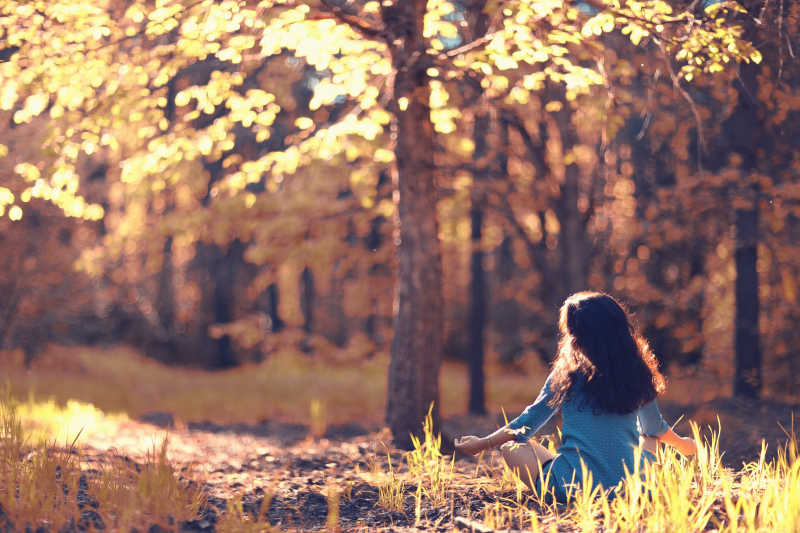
0;390;208;531
88;439;207;528
369;406;800;532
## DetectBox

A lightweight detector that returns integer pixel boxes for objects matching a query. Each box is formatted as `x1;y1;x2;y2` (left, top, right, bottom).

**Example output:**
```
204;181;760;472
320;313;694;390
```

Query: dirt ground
57;396;799;532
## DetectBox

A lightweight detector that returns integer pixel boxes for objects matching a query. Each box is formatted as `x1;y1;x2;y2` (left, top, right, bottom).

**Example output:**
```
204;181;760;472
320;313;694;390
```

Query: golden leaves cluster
0;0;759;234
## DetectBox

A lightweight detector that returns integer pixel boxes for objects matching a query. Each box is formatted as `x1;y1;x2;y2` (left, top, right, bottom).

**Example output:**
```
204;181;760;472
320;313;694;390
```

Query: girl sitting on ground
454;291;697;501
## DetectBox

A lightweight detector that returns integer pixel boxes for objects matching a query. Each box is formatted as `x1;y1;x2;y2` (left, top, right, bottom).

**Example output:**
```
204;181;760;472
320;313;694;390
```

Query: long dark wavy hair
547;292;665;414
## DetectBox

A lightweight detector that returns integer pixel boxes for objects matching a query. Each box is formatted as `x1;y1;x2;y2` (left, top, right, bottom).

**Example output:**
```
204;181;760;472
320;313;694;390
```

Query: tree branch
502;109;548;173
487;194;550;275
443;31;500;58
310;0;385;40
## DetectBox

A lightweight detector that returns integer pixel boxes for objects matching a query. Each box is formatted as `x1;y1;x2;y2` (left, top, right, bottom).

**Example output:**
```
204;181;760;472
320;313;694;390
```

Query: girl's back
508;372;669;496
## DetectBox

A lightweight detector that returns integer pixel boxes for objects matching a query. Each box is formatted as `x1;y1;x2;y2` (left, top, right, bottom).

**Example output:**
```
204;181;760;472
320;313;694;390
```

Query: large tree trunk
734;201;761;397
468;112;489;415
383;0;444;449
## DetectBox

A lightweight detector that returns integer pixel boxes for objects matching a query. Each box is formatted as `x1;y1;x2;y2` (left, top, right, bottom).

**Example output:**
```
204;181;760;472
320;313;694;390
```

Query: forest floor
3;345;800;531
15;395;797;532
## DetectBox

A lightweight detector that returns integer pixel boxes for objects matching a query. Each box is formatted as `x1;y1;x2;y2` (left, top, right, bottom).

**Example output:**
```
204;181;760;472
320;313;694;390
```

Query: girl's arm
637;398;697;456
455;374;558;455
657;427;698;456
454;426;517;455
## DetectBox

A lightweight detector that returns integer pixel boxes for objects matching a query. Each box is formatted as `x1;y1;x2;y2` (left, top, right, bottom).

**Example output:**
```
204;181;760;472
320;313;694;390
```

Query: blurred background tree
0;0;797;445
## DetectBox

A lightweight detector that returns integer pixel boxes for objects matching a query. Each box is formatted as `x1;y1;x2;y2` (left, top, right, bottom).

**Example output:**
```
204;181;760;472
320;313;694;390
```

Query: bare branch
655;39;706;164
443;31;500;58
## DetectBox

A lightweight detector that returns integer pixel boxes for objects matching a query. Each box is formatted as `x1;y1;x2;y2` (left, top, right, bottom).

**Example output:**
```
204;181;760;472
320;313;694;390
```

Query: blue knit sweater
507;372;670;496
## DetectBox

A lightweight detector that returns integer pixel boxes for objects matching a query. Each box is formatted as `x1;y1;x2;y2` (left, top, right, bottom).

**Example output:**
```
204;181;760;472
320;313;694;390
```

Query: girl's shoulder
561;372;589;405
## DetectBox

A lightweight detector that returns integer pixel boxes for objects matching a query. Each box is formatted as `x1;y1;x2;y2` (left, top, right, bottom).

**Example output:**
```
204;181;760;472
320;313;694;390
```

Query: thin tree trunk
265;282;284;332
468;112;489;415
684;247;705;365
734;200;761;397
384;0;444;449
155;236;175;333
300;266;315;353
560;164;586;295
156;82;177;338
213;243;236;368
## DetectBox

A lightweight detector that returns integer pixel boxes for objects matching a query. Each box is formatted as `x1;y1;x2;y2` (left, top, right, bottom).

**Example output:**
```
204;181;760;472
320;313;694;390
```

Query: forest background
0;0;799;446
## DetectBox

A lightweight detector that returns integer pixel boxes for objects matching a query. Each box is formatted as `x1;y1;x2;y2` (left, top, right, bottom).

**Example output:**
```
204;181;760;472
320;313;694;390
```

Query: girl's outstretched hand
454;435;485;455
680;436;698;456
658;427;699;457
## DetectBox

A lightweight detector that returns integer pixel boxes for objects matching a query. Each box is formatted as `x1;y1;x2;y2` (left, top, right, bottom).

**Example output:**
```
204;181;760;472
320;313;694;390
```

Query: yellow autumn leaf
125;4;146;23
84;204;105;220
175;91;191;107
295;117;314;129
508;87;530;105
375;198;394;218
14;162;40;181
197;135;213;155
429;82;449;108
545;101;563;112
0;187;14;205
0;81;18;110
26;94;49;117
8;205;23;221
373;148;394;163
370;109;391;125
438;22;459;39
628;26;649;46
531;50;549;63
494;56;518;71
431;108;459;134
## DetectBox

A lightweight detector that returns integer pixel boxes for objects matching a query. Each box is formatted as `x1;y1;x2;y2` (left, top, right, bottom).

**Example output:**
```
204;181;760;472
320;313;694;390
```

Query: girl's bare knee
500;440;520;460
500;441;517;452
